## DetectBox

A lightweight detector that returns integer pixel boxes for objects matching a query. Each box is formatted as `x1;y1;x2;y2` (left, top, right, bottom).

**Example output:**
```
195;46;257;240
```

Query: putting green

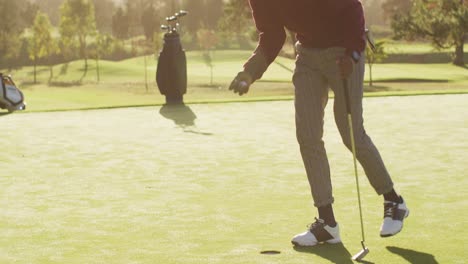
1;94;466;263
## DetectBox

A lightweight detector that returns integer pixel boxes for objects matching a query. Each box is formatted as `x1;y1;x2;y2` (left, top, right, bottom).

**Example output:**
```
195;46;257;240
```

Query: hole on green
260;250;281;255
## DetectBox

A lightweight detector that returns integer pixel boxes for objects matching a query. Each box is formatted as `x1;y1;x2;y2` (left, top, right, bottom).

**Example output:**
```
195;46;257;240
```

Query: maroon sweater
245;0;366;81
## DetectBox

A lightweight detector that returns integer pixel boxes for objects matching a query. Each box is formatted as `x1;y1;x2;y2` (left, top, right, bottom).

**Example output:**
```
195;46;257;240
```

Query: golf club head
166;16;177;22
352;247;369;261
176;10;188;17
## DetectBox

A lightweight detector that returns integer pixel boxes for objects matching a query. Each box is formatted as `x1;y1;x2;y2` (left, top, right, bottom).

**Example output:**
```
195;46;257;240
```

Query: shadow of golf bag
0;73;26;113
156;32;187;104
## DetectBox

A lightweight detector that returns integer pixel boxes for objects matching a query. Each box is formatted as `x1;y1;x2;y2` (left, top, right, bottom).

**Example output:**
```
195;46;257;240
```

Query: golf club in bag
0;73;26;113
342;78;369;261
156;10;188;104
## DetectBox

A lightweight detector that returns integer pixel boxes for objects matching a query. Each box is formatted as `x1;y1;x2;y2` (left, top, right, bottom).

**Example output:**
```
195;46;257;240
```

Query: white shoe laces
384;202;398;218
307;217;325;231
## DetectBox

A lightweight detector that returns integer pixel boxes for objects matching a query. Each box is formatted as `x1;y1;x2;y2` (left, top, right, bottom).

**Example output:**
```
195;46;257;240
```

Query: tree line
0;0;252;82
0;0;466;79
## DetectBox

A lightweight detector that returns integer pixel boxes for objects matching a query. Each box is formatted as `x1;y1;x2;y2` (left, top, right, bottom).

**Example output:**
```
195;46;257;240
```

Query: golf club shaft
342;79;366;245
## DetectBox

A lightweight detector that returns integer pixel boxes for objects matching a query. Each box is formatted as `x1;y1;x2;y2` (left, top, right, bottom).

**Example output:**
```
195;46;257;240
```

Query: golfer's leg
293;52;333;207
330;55;394;195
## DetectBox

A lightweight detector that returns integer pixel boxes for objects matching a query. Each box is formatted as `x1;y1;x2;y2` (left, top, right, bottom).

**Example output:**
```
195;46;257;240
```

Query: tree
125;0;142;38
141;3;159;41
218;0;252;49
382;0;413;23
197;28;219;86
93;0;116;34
363;0;386;26
28;12;58;83
204;0;224;30
21;1;40;29
183;0;204;34
89;34;113;83
112;7;130;40
59;0;97;81
366;41;387;86
180;0;223;34
391;0;468;66
27;34;40;83
142;40;156;92
35;0;64;26
0;0;22;69
0;0;38;32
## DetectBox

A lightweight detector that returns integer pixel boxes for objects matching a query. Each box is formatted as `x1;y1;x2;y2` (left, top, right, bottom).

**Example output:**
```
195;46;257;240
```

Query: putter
342;79;370;261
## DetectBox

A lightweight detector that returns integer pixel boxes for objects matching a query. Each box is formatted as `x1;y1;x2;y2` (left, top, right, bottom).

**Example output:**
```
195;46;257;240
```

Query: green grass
366;63;468;82
383;41;467;54
4;49;468;112
1;95;467;263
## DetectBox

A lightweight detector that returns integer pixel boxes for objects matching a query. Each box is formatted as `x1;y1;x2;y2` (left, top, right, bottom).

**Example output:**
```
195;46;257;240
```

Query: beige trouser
293;43;394;208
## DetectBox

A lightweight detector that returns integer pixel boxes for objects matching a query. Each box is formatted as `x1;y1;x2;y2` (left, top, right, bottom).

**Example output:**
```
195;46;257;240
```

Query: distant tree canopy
111;0;168;39
59;0;97;79
9;0;466;71
362;0;386;26
218;0;252;49
391;0;468;66
112;7;130;39
183;0;224;33
28;11;57;82
141;3;160;41
22;1;40;29
382;0;413;23
0;0;23;68
93;0;115;33
35;0;64;26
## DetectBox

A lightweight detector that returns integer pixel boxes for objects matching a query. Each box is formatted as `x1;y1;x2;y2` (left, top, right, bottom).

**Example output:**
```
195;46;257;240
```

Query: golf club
162;10;188;34
176;10;188;18
342;78;370;261
160;24;171;33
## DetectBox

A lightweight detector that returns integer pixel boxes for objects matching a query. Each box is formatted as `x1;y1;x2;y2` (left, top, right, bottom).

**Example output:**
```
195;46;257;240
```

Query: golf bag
156;32;187;104
0;73;26;113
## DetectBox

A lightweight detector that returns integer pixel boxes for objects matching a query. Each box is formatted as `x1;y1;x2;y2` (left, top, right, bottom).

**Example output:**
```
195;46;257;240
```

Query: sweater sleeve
244;0;286;81
342;0;366;57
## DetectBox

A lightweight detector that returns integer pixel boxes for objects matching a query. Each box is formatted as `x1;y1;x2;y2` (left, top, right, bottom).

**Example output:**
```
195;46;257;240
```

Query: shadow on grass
20;80;82;87
293;243;370;264
0;111;12;117
379;78;449;83
159;103;213;136
387;246;438;264
198;83;224;89
49;81;83;87
364;84;391;92
26;68;49;76
19;81;39;86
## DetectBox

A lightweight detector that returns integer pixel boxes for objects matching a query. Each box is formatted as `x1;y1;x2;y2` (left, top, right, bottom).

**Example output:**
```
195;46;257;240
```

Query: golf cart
0;73;26;113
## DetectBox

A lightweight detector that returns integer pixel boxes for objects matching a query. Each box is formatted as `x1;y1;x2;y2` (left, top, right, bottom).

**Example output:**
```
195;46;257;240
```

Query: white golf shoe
380;197;409;237
291;218;341;246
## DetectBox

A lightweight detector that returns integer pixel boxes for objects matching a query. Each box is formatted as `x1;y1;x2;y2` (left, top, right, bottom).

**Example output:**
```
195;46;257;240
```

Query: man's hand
336;56;354;79
229;71;253;96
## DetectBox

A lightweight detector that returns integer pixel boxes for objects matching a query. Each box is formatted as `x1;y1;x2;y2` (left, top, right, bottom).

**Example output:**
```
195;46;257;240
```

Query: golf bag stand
156;32;187;104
